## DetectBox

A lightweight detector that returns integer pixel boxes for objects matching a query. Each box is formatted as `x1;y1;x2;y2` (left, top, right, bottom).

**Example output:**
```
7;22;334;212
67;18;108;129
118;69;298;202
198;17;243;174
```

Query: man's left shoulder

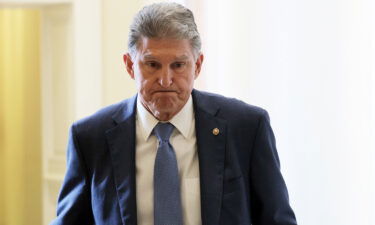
192;89;268;120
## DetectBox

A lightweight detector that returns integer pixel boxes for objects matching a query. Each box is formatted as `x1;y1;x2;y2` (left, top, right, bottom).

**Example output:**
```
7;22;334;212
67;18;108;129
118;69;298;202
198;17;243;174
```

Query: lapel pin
212;128;220;136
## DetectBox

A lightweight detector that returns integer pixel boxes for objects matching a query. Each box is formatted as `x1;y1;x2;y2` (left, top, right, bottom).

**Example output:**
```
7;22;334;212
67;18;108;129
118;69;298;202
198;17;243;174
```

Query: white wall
192;0;375;224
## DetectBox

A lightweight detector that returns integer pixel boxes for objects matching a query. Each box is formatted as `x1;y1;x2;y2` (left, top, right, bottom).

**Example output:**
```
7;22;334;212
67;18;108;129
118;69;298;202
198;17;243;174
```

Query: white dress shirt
135;95;202;225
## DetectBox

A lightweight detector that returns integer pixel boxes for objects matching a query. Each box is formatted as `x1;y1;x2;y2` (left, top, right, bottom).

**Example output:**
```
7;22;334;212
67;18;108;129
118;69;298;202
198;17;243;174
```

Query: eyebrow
143;55;157;60
175;55;189;61
142;54;190;61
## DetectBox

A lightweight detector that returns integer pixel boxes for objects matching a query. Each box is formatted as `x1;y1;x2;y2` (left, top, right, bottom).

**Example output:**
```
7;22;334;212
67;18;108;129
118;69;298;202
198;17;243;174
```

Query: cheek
134;77;144;91
138;79;155;99
134;71;151;92
179;74;195;90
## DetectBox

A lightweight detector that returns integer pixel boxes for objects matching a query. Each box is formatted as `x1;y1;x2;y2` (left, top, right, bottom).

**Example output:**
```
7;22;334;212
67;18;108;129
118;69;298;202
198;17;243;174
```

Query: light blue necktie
153;122;183;225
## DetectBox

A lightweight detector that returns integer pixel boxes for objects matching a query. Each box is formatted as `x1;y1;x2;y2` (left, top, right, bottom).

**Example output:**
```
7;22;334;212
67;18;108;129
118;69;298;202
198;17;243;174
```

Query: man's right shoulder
71;95;137;136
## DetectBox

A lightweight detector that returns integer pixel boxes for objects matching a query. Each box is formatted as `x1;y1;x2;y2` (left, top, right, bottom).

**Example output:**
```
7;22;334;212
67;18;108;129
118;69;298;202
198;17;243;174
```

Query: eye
146;61;158;68
172;62;186;69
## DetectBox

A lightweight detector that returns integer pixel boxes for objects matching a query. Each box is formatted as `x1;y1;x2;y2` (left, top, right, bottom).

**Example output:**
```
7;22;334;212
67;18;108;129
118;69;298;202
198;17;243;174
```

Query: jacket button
212;128;220;136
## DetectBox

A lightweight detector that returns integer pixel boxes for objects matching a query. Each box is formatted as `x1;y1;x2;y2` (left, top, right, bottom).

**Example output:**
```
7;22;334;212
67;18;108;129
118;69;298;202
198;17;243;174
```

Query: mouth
153;90;177;93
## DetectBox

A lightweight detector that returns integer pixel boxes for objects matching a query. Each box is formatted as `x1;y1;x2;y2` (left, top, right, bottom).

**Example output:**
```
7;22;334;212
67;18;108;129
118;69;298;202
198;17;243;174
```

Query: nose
158;68;173;87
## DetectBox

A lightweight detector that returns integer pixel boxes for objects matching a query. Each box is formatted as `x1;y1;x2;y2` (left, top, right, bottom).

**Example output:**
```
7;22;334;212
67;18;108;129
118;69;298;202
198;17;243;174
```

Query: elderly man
52;2;297;225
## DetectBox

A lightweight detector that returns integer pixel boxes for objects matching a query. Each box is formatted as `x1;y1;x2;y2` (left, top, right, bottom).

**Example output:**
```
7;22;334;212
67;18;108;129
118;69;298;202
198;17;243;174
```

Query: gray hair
128;2;201;58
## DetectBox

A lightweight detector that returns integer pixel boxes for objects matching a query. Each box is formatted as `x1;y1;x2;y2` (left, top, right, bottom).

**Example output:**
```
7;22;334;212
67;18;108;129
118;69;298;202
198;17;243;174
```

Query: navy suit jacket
51;89;297;225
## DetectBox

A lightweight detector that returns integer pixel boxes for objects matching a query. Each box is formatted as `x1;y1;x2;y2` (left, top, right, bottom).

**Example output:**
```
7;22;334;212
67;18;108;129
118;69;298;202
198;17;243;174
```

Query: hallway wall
0;9;42;225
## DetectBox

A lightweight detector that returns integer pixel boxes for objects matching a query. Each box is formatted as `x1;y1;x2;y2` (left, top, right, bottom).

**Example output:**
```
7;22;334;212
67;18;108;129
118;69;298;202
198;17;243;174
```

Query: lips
153;90;177;93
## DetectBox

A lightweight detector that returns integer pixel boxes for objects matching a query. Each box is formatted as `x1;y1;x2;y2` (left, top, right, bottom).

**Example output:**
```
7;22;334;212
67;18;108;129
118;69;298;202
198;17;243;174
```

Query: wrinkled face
124;37;203;121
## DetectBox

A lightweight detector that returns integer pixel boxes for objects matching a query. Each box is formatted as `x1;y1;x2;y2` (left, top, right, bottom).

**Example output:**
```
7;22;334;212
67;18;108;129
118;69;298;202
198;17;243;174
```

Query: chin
153;100;182;118
154;96;177;107
155;101;177;112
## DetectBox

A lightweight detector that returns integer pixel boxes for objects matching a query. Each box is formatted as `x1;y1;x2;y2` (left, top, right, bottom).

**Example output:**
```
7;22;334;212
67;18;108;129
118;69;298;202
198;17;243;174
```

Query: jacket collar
106;94;138;225
111;94;137;125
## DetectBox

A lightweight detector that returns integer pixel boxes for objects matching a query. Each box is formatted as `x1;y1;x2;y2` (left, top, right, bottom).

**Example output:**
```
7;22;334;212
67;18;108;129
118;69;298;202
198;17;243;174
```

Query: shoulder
192;89;269;121
72;95;136;136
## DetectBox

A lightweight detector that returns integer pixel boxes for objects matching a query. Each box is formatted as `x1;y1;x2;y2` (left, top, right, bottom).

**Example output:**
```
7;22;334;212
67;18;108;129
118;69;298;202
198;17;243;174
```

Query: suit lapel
192;90;227;225
105;95;138;225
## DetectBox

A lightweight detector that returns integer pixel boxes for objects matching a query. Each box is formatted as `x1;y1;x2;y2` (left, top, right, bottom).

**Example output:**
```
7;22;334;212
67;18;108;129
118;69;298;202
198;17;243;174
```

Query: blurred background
0;0;374;224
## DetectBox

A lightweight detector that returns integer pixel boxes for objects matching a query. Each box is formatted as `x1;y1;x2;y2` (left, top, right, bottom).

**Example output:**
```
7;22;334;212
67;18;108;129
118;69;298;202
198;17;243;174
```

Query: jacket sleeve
50;125;94;225
249;111;297;225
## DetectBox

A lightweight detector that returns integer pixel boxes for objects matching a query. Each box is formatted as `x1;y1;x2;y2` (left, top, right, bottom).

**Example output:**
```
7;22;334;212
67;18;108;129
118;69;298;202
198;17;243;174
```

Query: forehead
136;37;194;59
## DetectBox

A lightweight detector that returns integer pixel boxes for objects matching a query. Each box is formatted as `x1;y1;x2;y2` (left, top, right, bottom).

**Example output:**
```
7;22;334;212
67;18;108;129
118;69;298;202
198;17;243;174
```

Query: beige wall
0;9;42;225
102;0;141;105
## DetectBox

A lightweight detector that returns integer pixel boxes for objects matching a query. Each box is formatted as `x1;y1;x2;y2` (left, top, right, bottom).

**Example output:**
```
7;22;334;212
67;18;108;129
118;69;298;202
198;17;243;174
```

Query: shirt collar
136;95;194;141
169;96;194;139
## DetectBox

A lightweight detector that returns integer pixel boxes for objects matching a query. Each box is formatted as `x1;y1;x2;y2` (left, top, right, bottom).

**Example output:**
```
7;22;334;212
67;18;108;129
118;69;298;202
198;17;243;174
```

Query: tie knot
153;122;174;142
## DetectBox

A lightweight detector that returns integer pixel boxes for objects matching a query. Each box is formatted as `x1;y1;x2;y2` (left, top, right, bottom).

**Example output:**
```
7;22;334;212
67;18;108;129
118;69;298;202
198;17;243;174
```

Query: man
51;2;297;225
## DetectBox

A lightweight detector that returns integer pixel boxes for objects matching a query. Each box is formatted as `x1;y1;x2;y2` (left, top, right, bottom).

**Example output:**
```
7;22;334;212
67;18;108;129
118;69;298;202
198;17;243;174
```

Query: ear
123;53;135;80
194;53;204;79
